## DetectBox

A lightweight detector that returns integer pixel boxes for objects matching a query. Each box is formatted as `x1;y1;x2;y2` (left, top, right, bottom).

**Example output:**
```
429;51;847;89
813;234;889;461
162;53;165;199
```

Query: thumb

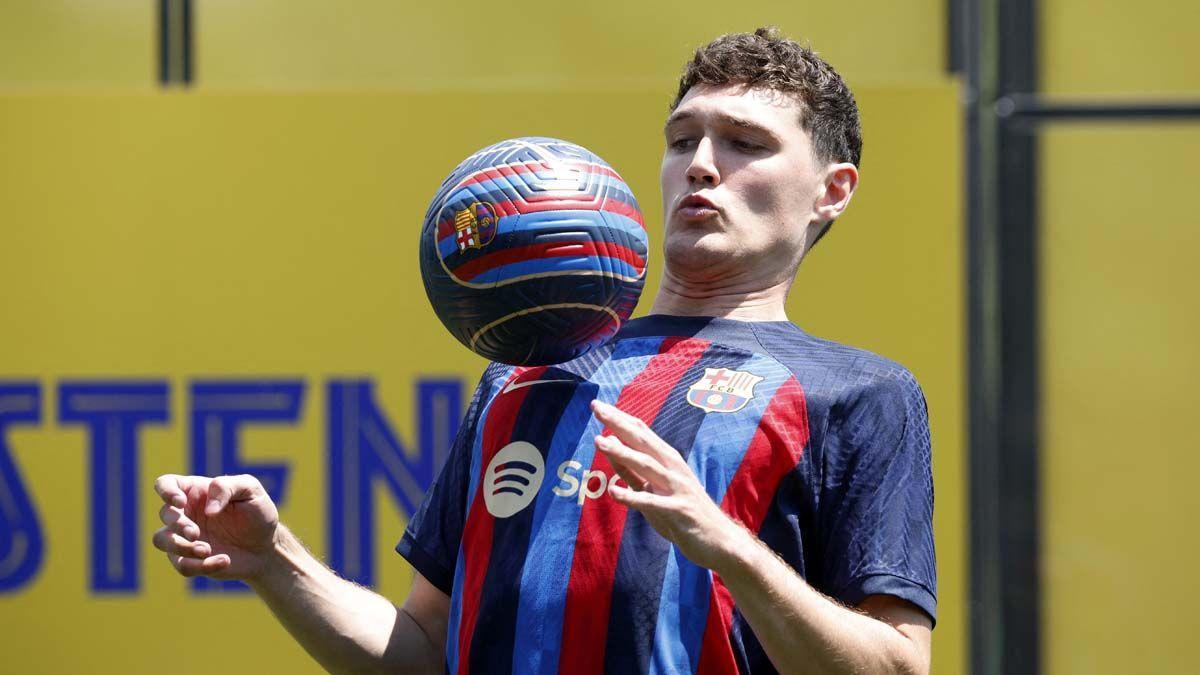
205;474;262;516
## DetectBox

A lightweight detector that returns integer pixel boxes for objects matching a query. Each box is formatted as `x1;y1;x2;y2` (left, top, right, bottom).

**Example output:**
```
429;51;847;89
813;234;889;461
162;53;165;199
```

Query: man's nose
686;137;720;186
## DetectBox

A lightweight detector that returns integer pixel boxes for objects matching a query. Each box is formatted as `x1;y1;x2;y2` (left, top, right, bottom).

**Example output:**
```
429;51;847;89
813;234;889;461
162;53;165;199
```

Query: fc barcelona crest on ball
686;367;764;413
453;201;498;251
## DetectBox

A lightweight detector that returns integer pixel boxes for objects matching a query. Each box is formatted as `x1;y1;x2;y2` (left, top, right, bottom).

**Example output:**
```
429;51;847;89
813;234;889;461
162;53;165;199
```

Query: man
153;27;935;674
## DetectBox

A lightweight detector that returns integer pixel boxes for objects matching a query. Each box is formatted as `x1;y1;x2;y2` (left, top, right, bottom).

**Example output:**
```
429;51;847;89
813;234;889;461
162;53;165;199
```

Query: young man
153;28;935;675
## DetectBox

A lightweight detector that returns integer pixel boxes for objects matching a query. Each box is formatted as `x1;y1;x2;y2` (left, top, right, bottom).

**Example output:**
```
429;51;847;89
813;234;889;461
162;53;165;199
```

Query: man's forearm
247;525;441;675
714;528;927;675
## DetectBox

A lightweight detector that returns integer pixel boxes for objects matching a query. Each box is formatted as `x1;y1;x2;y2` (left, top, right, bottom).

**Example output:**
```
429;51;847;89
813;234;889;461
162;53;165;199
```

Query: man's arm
714;528;931;675
248;525;448;674
590;400;931;675
152;474;448;675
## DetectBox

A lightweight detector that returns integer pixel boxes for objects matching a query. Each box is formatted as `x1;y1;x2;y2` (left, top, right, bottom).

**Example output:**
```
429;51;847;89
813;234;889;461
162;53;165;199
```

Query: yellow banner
0;86;963;673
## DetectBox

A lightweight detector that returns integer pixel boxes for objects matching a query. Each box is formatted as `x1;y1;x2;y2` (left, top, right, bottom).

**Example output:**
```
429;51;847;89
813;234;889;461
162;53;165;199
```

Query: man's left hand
590;399;748;572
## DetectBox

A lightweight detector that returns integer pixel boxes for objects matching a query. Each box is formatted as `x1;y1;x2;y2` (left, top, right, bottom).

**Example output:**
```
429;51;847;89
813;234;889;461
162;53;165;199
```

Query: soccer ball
419;137;648;366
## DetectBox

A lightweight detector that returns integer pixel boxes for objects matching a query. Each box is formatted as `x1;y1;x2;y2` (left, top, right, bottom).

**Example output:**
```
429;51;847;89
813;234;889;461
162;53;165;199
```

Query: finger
596;435;672;491
154;474;206;509
152;527;211;559
608;482;672;512
597;441;650;492
159;503;201;539
591;400;681;467
206;474;264;516
168;552;231;578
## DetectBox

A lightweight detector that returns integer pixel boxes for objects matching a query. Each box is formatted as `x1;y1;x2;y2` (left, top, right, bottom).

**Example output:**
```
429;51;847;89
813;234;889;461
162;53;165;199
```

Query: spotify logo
483;441;545;518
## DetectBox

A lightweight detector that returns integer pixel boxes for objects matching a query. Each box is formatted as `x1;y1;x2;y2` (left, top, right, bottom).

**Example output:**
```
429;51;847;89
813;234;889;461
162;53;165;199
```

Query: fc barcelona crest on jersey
453;201;498;251
686;367;764;413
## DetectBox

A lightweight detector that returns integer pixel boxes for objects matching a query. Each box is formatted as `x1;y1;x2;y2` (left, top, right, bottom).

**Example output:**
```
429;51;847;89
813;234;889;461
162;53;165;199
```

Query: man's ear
814;163;859;222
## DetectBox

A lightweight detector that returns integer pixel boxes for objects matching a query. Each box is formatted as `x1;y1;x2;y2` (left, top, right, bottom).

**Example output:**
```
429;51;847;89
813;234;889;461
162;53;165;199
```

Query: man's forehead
665;83;805;130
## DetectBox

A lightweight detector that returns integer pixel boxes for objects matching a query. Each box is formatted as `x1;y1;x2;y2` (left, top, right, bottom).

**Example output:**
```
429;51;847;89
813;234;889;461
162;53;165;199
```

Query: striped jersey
397;315;936;675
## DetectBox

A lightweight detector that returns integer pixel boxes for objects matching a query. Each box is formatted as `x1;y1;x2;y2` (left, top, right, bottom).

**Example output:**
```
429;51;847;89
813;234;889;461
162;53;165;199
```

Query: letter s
0;383;42;593
552;460;582;498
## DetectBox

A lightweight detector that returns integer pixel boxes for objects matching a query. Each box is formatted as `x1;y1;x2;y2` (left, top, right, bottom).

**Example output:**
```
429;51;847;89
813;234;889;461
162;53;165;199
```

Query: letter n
327;378;461;587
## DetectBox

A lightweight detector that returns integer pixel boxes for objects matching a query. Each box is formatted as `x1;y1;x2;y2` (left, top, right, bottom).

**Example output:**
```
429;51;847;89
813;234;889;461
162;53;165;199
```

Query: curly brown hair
671;27;862;170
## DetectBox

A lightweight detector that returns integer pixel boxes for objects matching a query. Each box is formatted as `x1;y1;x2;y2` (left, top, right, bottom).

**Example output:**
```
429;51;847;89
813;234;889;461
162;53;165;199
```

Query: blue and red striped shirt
398;315;936;674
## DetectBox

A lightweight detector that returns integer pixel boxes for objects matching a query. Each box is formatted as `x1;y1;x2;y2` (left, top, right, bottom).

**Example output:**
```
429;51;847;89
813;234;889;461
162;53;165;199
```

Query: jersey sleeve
817;367;937;623
395;368;492;595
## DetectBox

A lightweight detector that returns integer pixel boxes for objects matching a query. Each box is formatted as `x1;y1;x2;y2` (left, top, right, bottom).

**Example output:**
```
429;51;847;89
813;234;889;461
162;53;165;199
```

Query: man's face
659;83;828;285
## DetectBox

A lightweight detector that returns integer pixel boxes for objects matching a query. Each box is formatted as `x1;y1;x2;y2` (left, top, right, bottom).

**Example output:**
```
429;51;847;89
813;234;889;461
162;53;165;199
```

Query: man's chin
663;235;741;278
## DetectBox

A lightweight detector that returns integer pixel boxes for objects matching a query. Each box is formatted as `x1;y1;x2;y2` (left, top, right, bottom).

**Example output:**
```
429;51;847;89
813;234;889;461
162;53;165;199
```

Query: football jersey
397;315;936;675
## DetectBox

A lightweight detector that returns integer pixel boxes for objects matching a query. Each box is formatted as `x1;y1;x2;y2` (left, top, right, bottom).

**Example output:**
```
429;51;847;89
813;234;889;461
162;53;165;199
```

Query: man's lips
676;194;719;219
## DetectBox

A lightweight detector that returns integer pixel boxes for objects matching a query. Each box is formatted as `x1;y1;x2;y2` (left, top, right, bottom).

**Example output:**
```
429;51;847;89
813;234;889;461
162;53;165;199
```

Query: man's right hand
151;473;448;673
152;474;279;581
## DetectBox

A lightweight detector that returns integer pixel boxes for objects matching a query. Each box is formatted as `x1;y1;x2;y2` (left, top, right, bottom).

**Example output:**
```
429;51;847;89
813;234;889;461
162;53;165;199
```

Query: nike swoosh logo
502;379;576;394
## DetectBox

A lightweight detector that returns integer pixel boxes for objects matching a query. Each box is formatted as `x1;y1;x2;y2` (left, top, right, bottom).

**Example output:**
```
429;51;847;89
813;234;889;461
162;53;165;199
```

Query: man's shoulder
474;362;514;392
747;322;922;405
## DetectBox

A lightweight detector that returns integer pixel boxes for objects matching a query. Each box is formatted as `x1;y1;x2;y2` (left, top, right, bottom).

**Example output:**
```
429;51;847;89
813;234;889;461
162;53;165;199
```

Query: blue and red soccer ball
419;137;648;365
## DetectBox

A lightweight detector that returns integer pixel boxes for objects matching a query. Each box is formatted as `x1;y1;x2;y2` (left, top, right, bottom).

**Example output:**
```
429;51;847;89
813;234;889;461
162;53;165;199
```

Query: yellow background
0;2;964;673
1037;1;1200;673
0;0;947;91
1040;0;1200;97
1040;126;1200;674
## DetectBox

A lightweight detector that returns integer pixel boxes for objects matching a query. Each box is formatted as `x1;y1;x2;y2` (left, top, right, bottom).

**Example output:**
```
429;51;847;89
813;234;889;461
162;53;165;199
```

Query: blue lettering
0;383;43;593
327;378;461;586
59;381;169;593
190;380;303;593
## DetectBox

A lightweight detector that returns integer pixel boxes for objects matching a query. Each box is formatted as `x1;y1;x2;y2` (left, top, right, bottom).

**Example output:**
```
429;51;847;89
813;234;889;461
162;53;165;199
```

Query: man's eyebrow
663;110;776;136
663;110;695;130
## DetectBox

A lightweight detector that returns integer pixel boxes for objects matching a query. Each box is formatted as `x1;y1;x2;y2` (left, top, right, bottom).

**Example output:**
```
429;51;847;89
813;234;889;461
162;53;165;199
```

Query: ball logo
483;441;545;518
450;200;498;252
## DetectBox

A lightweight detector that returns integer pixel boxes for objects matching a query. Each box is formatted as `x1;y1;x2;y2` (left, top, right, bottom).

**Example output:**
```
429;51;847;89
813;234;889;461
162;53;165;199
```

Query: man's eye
731;139;762;152
668;137;696;151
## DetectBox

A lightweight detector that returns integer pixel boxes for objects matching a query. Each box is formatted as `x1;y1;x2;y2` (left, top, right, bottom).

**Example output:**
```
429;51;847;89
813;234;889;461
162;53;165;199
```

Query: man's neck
648;269;792;321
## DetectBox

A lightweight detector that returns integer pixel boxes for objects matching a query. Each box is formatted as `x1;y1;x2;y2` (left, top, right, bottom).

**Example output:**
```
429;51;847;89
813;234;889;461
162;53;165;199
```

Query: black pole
994;0;1042;672
181;0;193;85
157;0;170;85
157;0;194;87
947;0;967;74
1000;96;1200;122
965;0;1041;671
964;0;1006;671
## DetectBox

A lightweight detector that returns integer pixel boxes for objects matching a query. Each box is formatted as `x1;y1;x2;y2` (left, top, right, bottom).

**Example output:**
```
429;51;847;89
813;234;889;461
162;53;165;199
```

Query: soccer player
153;27;935;674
